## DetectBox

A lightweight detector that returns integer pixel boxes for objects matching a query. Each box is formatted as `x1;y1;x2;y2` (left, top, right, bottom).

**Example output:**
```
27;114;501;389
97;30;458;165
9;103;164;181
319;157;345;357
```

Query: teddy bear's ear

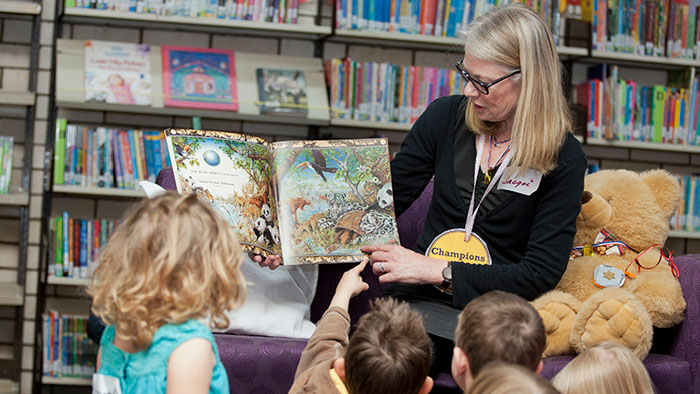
640;169;682;219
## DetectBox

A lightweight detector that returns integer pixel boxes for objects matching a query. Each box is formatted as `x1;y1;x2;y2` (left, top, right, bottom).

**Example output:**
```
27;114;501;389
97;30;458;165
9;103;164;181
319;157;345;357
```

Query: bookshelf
52;185;146;198
55;39;331;126
0;1;40;391
669;230;700;240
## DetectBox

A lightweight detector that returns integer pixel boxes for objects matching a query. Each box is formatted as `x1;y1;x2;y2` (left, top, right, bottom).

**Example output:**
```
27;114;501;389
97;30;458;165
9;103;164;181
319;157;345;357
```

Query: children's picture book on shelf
161;46;238;111
256;68;309;117
84;40;152;105
164;129;399;264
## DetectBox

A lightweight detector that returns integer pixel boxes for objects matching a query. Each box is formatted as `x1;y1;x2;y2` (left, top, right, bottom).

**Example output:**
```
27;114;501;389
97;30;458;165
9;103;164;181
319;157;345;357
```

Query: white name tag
497;168;543;195
92;373;122;394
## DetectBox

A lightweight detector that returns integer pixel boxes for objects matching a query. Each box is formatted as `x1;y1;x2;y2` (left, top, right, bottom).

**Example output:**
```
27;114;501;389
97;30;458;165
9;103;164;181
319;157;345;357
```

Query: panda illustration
253;217;268;244
261;203;274;227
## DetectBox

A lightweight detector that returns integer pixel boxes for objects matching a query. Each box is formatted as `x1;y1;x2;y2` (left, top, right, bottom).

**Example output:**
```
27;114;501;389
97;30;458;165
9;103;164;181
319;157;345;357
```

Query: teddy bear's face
574;169;681;253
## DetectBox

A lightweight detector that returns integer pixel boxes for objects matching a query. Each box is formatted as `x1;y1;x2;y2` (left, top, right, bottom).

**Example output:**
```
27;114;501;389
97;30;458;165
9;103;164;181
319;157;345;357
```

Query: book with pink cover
161;46;238;111
84;40;152;106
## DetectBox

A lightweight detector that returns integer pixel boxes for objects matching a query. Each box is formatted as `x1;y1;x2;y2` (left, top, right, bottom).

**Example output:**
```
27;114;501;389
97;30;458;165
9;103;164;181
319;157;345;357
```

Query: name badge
92;373;122;394
497;168;543;195
426;229;491;265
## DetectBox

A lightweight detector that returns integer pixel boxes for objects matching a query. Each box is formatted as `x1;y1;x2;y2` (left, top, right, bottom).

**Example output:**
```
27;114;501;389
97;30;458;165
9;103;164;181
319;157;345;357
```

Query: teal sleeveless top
98;319;229;394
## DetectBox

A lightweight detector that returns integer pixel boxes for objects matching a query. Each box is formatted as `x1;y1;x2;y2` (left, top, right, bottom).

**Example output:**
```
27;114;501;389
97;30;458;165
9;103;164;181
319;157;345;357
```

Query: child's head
469;362;561;394
108;73;125;86
340;297;432;394
89;192;245;348
452;290;546;391
551;341;654;394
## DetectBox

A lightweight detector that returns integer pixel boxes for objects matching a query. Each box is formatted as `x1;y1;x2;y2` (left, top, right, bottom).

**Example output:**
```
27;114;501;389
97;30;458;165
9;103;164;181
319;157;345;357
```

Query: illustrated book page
271;138;399;264
84;40;152;105
256;68;309;117
161;46;239;111
164;129;280;257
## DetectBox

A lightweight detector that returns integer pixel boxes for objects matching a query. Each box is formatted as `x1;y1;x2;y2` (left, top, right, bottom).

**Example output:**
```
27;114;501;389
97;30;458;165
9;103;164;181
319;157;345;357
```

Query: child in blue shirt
89;192;246;394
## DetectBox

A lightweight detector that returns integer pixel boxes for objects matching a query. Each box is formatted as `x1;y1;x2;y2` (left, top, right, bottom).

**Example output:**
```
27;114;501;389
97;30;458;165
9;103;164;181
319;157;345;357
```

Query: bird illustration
295;149;337;182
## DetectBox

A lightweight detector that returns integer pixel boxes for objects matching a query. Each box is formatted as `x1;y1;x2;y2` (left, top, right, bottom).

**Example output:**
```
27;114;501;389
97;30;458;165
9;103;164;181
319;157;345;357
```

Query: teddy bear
531;169;686;359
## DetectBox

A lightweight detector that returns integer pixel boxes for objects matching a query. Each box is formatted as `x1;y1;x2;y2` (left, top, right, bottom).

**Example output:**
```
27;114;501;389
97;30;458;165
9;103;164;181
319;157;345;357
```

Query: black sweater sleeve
452;138;587;306
391;97;455;217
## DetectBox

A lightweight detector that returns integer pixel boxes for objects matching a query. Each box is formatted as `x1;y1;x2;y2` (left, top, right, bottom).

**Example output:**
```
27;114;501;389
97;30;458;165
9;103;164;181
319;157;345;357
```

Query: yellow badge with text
426;229;491;265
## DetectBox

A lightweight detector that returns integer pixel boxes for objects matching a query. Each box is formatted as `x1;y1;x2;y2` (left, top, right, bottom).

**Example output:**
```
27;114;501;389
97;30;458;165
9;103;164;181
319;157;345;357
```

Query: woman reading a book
361;3;587;373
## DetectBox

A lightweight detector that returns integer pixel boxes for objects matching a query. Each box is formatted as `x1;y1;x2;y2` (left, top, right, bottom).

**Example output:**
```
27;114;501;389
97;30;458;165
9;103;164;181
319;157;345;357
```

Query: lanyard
464;134;512;241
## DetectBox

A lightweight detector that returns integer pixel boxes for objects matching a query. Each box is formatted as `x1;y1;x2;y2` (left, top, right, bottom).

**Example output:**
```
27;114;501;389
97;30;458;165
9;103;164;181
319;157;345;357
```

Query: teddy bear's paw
570;288;653;359
531;291;582;357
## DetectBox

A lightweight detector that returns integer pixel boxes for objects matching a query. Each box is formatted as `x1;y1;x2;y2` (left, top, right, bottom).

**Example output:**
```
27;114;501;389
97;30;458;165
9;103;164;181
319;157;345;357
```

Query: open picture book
164;129;399;264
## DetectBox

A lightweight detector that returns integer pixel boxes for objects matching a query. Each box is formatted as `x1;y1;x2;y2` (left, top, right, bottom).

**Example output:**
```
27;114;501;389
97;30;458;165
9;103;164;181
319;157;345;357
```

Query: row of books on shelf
589;0;700;60
336;0;474;38
671;175;700;232
65;0;303;23
336;0;567;43
326;58;467;124
53;121;172;190
49;214;119;279
0;136;13;194
42;312;97;379
575;65;700;145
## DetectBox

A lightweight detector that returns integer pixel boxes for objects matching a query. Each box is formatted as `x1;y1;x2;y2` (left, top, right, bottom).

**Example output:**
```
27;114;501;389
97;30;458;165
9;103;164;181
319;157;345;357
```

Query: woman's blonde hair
462;2;571;174
469;362;560;394
551;341;655;394
88;192;245;348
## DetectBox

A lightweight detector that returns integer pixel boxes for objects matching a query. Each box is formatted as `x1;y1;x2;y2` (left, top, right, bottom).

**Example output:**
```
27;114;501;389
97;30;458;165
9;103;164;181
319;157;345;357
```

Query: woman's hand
361;244;445;285
249;253;282;270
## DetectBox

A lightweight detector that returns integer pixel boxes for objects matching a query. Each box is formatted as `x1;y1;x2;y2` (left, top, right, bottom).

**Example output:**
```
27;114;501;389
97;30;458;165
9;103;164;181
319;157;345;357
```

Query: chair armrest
669;254;700;392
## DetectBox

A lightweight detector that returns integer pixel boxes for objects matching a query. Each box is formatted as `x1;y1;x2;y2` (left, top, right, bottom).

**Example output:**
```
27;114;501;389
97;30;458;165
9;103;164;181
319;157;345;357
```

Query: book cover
165;129;399;265
83;40;152;105
256;68;309;117
161;46;239;111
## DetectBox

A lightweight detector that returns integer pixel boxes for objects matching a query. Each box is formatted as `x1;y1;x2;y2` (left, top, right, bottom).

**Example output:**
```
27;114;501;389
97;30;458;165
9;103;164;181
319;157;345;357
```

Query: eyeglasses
455;60;521;95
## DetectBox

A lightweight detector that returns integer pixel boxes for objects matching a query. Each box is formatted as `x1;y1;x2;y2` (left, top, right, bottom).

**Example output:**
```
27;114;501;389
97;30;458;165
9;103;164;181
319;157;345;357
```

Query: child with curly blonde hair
89;192;245;394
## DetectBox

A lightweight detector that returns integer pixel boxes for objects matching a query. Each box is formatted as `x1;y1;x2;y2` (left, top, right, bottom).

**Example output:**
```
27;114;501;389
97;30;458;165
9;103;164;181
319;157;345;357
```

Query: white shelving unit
41;377;91;386
0;193;29;206
586;138;700;153
0;1;41;15
0;91;35;106
52;185;146;198
0;284;23;306
591;50;700;68
669;230;700;240
46;277;90;287
63;8;331;38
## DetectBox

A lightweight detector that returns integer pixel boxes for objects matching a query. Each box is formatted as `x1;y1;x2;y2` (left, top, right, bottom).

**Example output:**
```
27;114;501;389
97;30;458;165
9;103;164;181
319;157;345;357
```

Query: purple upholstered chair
156;168;700;394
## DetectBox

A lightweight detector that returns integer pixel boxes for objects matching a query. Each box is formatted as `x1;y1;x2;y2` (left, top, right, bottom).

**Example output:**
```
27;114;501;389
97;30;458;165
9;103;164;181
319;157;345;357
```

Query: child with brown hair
551;341;655;394
452;290;547;392
469;362;560;394
290;260;434;394
89;192;246;394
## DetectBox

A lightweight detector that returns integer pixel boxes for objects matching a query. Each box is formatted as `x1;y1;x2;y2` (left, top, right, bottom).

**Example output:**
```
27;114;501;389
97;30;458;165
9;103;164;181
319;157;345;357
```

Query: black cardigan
387;95;587;337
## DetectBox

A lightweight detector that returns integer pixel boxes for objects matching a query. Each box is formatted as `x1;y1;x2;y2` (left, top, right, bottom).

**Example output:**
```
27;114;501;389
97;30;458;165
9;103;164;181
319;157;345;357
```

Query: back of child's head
551;341;654;394
455;290;546;376
88;192;245;348
344;297;431;394
469;362;560;394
